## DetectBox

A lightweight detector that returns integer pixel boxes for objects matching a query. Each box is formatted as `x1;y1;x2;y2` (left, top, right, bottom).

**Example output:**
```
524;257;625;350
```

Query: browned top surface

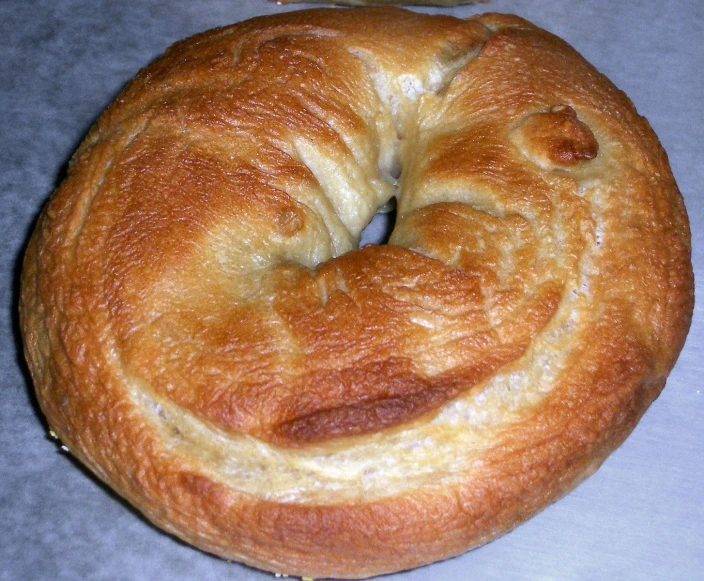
23;9;691;447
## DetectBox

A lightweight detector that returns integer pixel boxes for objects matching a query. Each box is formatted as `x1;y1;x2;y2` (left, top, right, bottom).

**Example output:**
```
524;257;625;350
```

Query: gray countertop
2;1;702;580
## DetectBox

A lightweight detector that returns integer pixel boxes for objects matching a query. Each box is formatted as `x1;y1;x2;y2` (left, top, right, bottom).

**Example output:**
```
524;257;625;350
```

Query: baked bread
20;7;693;579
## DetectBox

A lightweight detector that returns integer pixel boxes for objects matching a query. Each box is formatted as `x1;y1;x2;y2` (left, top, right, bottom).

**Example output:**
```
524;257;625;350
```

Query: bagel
20;7;693;579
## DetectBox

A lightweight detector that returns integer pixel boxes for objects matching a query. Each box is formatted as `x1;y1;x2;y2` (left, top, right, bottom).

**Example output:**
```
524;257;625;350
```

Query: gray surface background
2;1;702;580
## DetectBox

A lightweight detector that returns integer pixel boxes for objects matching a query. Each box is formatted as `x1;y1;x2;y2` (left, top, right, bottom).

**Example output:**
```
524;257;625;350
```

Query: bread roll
20;7;693;579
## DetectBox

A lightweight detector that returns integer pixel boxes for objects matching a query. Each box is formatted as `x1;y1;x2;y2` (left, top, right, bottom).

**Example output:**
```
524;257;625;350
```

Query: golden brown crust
20;8;693;579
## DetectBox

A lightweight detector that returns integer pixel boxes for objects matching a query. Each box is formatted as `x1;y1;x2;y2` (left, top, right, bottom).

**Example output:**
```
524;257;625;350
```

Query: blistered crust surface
21;8;692;579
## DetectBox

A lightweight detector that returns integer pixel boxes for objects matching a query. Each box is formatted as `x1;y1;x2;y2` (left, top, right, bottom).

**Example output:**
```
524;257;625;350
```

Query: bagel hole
360;198;397;247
